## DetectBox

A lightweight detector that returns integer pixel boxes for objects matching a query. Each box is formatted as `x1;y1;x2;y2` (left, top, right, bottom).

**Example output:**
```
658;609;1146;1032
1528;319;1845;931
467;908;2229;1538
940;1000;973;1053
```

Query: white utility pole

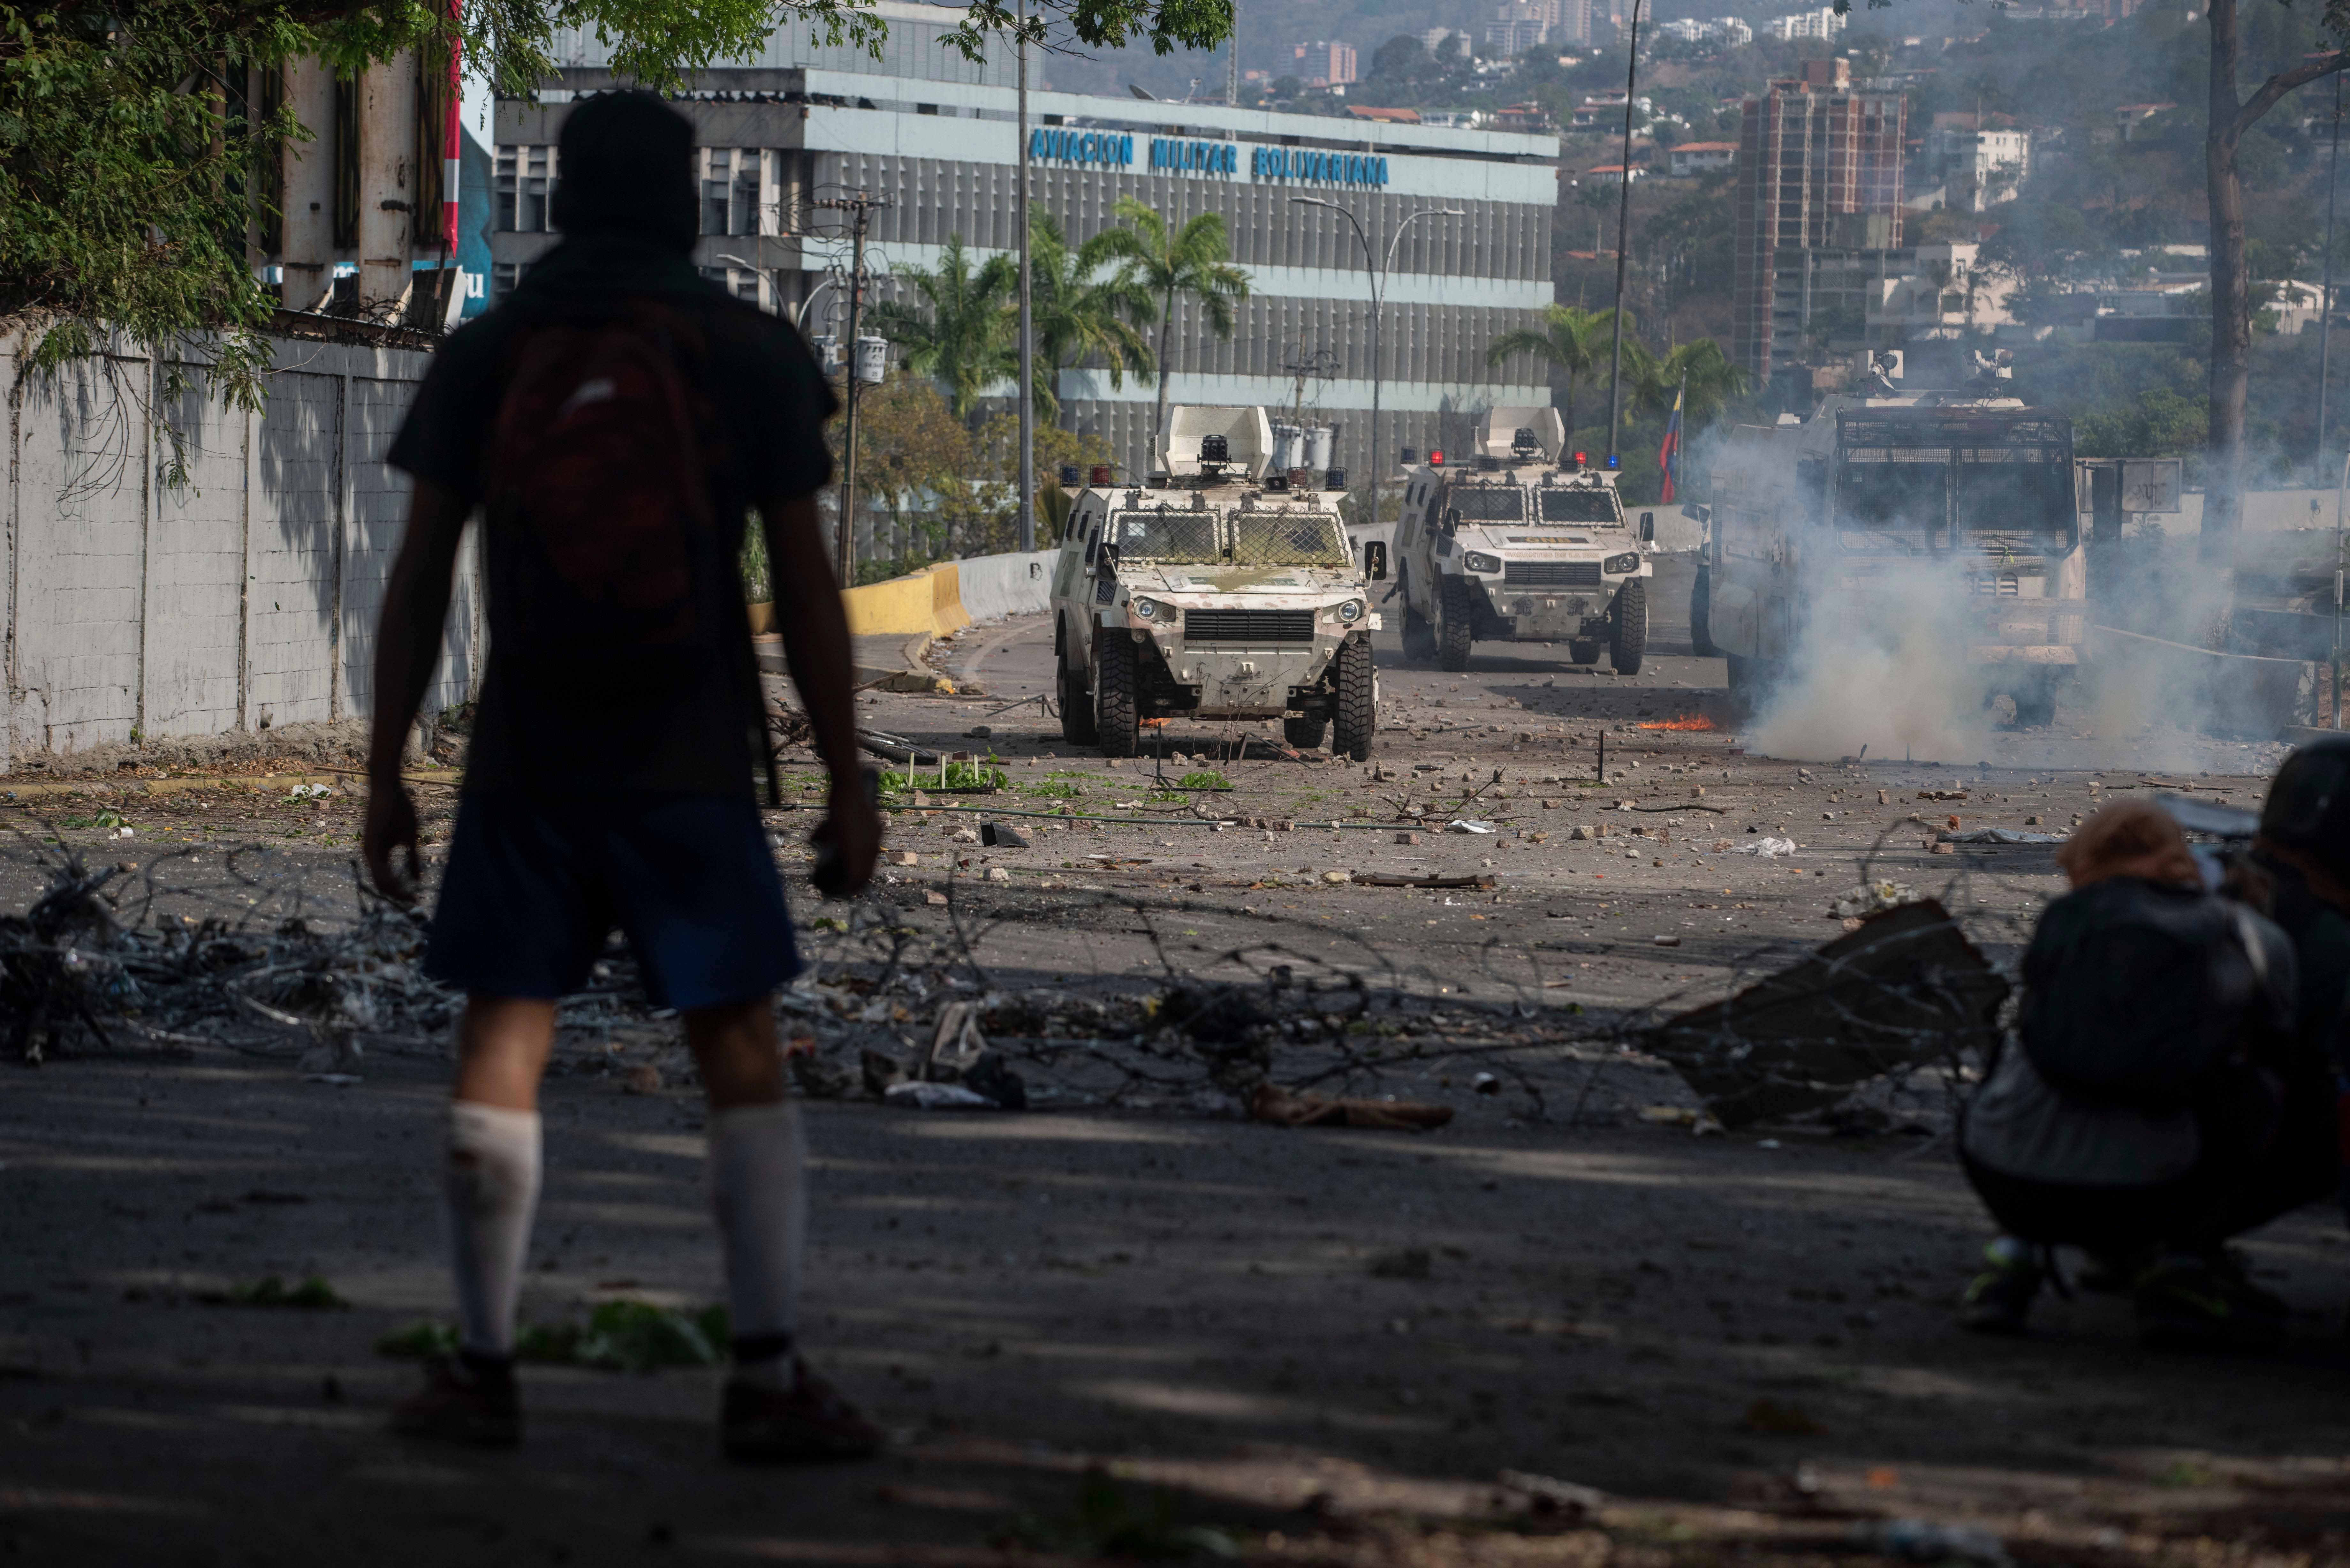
1017;0;1035;551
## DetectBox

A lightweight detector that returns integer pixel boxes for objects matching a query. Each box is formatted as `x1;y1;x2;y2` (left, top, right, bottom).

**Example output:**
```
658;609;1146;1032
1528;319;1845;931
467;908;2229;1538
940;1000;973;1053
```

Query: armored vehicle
1700;351;2087;725
1049;406;1382;759
1393;406;1652;674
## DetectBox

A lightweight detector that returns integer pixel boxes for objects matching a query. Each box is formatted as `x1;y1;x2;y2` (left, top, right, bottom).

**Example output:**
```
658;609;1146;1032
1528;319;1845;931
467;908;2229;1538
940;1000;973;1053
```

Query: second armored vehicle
1393;406;1652;674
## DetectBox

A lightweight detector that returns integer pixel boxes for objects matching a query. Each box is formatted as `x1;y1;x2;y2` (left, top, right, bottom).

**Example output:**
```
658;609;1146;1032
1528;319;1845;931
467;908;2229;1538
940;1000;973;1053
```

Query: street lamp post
788;274;843;332
1603;0;1646;467
1016;0;1035;552
1291;196;1462;540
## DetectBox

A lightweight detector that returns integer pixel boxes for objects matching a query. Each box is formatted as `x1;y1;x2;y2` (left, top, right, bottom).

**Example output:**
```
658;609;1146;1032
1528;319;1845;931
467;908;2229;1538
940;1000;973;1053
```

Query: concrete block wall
952;551;1056;623
2;327;482;772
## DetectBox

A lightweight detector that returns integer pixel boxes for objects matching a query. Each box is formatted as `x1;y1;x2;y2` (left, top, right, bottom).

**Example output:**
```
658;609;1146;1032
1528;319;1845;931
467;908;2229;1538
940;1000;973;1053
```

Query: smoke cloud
1745;557;1999;764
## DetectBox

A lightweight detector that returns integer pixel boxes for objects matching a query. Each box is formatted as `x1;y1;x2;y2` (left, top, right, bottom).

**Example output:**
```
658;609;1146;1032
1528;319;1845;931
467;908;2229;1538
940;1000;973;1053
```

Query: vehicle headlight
1462;551;1503;575
1131;596;1161;621
1335;599;1364;623
1604;552;1641;575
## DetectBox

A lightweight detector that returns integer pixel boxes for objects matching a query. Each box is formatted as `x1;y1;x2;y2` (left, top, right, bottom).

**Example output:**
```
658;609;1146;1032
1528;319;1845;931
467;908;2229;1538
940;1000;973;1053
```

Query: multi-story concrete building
492;0;1558;484
1922;119;2032;211
1765;7;1849;41
1668;140;1737;177
1731;58;1907;383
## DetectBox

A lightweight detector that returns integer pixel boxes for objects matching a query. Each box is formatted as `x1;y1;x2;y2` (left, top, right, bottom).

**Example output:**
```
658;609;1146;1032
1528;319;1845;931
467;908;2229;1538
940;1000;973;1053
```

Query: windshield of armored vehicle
1536;489;1620;524
1233;511;1350;567
1447;486;1525;521
1836;415;2077;548
1107;507;1221;563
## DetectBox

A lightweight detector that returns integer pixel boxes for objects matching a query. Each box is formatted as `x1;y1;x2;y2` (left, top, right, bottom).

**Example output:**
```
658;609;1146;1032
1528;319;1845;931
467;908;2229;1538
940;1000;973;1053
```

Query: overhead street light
1290;196;1463;542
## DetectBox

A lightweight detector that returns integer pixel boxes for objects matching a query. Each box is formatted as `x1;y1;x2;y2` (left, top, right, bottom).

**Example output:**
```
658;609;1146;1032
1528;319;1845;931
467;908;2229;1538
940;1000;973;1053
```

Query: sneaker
2135;1252;2287;1351
1959;1236;2042;1335
391;1353;520;1447
721;1360;883;1462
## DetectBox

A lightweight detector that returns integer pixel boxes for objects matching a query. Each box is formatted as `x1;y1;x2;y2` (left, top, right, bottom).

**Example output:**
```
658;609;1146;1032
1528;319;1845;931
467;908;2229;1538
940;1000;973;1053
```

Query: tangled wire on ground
1;816;2051;1135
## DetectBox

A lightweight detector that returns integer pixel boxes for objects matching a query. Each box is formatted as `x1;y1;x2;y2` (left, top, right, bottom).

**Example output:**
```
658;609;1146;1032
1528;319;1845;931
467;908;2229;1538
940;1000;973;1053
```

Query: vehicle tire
1093;632;1141;757
1567;640;1602;666
1438;575;1476;673
1690;567;1718;658
1058;656;1098;745
1610;578;1648;675
1284;713;1329;750
1331;635;1377;761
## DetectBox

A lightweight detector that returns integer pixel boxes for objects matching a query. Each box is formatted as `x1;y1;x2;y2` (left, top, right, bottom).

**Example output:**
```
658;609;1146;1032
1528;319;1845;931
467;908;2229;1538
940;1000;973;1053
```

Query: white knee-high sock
444;1101;543;1359
708;1101;806;1372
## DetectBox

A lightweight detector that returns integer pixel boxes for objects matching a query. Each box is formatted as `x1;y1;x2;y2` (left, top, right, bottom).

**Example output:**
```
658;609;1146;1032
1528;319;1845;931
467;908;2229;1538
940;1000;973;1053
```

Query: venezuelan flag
1657;378;1684;505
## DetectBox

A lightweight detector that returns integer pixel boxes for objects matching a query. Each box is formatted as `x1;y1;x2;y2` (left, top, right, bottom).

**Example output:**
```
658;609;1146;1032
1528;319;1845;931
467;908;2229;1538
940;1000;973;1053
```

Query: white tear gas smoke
1746;555;1997;763
1740;532;2302;773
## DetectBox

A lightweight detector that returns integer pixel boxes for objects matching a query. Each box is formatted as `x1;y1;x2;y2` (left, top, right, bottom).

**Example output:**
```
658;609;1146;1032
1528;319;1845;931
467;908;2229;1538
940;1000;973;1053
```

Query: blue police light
1605;454;1621;469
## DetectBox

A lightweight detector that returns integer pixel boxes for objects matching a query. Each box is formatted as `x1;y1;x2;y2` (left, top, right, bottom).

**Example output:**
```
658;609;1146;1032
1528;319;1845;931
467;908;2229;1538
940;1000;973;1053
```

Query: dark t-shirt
388;231;835;797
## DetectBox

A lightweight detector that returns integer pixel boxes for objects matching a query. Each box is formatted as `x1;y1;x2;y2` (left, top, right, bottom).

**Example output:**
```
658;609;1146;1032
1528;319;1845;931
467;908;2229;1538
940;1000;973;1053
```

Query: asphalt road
5;560;2343;1567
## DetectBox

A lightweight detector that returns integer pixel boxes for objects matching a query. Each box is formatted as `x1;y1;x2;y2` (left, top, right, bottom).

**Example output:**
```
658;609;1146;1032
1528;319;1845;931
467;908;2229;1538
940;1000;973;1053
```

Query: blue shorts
424;793;801;1010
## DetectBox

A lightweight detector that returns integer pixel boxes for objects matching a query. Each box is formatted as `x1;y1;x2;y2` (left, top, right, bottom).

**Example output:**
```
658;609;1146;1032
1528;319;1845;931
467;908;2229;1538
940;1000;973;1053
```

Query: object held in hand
809;767;879;898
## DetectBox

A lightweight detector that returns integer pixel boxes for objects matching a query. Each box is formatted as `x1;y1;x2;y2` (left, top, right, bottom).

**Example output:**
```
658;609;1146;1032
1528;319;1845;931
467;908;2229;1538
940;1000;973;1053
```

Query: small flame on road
1636;714;1717;732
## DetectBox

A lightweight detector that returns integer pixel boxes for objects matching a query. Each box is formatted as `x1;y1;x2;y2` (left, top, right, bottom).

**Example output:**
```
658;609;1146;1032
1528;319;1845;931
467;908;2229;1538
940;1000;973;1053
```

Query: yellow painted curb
839;560;976;640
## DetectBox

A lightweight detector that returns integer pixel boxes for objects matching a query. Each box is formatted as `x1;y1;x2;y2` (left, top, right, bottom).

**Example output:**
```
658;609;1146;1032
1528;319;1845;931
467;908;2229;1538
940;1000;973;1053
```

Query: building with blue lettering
494;0;1558;483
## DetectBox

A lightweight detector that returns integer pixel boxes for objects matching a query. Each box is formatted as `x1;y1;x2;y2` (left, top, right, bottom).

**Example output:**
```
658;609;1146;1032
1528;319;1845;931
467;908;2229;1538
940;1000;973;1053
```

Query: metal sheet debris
1640;899;2008;1128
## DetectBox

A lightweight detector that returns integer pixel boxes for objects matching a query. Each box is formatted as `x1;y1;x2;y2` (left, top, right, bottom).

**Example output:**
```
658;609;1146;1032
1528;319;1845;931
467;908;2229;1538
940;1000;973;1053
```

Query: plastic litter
1448;820;1498;834
1732;837;1800;858
1849;1519;2011;1566
1831;880;1921;919
884;1081;997;1110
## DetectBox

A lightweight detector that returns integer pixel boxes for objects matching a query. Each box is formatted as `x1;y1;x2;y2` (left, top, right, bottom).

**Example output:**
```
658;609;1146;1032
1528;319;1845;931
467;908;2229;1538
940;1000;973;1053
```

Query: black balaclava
548;91;697;252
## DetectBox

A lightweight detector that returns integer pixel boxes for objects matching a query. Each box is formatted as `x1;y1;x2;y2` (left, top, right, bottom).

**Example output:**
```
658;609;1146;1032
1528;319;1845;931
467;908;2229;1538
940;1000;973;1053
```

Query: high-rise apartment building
1731;58;1907;383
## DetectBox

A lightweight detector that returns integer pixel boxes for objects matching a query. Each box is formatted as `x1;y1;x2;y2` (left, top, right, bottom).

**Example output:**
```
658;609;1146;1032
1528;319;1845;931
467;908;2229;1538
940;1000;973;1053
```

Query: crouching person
1959;800;2329;1348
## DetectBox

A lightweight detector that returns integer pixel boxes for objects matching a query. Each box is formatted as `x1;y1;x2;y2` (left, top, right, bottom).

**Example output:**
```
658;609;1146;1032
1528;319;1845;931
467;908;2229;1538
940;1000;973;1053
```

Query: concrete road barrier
840;550;1056;637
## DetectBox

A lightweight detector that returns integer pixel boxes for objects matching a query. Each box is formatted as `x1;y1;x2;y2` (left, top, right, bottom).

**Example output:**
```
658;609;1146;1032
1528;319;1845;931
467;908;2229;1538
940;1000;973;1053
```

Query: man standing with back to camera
361;90;882;1459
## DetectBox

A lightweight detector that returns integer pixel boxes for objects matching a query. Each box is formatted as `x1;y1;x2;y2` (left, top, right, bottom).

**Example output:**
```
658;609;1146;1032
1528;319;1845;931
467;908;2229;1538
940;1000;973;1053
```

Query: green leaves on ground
992;1468;1237;1560
58;810;125;831
880;762;1008;793
375;1301;731;1374
200;1274;348;1309
1175;771;1230;790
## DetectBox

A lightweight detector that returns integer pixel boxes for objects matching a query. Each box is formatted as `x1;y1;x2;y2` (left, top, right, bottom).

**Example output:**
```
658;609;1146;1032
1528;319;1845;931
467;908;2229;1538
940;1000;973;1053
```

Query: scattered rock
1743;1398;1825;1436
981;822;1027;848
1368;1248;1434;1279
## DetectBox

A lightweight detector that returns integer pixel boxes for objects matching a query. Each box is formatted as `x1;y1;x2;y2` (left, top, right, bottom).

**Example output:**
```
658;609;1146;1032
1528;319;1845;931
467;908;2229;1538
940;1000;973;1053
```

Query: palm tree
868;235;1016;424
1636;339;1750;431
1484;304;1617;439
1023;205;1157;427
1091;195;1251;453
